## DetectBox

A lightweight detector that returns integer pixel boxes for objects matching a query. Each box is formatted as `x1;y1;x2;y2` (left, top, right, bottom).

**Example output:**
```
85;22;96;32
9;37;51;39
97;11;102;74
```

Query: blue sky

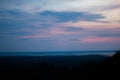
0;0;120;52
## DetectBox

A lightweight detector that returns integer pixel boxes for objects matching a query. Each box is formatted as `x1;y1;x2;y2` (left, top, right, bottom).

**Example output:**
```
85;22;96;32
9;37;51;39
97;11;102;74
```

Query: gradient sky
0;0;120;52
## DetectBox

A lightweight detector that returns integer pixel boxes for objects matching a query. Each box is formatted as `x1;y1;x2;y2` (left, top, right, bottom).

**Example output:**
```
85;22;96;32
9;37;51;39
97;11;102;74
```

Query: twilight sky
0;0;120;52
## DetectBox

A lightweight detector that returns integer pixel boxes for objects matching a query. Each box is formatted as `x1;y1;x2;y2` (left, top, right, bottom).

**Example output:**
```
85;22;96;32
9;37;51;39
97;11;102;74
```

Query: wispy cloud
64;21;120;30
0;0;120;52
40;11;104;22
81;36;120;43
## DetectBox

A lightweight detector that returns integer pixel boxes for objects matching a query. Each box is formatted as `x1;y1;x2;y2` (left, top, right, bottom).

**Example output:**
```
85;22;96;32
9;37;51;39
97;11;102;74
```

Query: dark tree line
0;51;120;80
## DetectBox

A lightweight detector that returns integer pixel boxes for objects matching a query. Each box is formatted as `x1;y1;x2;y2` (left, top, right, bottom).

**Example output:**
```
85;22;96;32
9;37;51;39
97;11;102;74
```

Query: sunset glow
0;0;120;52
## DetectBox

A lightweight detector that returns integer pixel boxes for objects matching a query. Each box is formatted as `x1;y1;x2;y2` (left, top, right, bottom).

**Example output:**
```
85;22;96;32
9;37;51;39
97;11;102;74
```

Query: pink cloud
64;21;120;30
81;36;120;43
115;0;120;5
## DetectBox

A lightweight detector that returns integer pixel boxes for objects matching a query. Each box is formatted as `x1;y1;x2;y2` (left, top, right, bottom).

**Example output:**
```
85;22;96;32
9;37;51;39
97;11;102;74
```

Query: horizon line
0;50;118;53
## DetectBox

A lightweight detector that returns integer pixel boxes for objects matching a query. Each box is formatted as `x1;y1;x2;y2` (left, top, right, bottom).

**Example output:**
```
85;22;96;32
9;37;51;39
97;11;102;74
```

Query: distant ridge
0;50;116;56
0;50;117;53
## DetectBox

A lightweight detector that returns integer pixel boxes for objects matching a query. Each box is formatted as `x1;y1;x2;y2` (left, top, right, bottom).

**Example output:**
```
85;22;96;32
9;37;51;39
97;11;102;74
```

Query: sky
0;0;120;52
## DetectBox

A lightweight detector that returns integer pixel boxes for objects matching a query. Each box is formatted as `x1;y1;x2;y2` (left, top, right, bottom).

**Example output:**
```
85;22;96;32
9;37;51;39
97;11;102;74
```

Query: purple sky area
0;0;120;52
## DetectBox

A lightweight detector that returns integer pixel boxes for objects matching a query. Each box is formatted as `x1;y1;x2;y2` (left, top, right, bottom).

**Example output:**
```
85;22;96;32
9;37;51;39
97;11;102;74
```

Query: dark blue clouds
0;9;50;30
0;0;120;52
65;27;84;32
40;11;104;22
0;9;104;38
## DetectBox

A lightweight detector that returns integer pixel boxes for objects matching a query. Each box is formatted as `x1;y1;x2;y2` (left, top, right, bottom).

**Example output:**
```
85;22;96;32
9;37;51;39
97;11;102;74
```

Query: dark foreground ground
0;51;120;80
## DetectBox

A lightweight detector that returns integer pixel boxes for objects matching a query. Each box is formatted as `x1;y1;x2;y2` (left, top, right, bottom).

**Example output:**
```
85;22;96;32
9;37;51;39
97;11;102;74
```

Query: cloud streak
0;0;120;52
81;36;120;43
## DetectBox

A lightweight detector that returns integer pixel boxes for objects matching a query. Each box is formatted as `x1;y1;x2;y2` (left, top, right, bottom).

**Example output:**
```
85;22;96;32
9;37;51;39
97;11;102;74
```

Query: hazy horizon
0;50;116;56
